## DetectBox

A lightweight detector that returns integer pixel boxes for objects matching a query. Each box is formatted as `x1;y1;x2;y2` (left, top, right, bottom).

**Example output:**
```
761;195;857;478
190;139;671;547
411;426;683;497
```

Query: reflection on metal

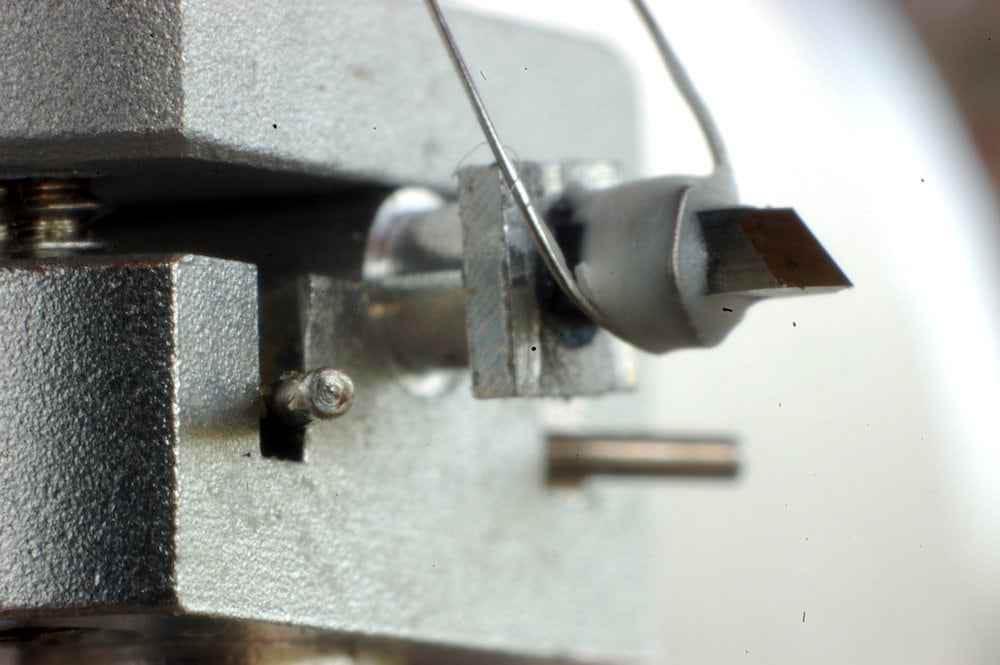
700;207;853;295
548;434;739;480
365;167;850;395
0;179;104;258
264;367;355;427
363;175;636;399
364;188;468;375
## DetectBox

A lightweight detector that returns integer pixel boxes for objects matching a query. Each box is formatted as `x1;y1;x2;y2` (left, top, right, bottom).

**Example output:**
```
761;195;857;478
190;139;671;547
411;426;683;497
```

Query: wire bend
627;0;730;172
423;0;729;326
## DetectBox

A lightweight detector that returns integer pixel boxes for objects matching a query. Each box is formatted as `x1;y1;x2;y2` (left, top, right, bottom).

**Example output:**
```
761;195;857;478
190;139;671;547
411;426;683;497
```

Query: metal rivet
265;368;355;427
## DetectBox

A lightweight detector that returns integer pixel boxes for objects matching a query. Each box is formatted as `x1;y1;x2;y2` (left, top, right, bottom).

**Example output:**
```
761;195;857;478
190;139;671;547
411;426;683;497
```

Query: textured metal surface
174;276;657;663
0;0;639;194
0;257;659;662
459;163;635;398
0;254;259;613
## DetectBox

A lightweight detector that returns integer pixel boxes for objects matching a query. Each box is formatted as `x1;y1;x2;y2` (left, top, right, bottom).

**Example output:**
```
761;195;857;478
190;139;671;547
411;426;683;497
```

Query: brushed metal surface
459;162;635;397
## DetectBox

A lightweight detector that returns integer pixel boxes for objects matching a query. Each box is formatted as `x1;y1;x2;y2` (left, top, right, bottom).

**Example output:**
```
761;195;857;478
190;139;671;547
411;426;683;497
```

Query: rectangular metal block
458;163;636;398
0;254;260;612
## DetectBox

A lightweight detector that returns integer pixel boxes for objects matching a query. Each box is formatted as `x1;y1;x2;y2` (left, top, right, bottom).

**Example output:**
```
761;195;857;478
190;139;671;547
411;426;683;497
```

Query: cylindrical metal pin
363;188;468;372
265;368;355;427
547;434;739;480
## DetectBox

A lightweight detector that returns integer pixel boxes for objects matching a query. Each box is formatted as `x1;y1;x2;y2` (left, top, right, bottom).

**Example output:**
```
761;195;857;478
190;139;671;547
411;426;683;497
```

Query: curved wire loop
424;0;730;327
627;0;730;172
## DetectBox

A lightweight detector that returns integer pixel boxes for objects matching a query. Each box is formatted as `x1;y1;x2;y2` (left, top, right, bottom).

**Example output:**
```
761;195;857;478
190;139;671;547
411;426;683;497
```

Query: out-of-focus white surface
455;1;1000;662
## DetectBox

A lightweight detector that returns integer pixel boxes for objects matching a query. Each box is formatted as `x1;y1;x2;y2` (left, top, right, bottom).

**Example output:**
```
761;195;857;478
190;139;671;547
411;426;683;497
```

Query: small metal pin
265;368;355;427
547;433;739;481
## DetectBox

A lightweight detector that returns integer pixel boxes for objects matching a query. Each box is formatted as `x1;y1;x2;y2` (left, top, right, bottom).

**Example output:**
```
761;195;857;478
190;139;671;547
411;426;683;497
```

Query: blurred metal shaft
547;434;739;479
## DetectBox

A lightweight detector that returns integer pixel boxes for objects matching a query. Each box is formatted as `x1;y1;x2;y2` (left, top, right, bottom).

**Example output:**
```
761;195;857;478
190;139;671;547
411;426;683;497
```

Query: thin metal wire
423;0;730;324
423;0;607;326
628;0;730;172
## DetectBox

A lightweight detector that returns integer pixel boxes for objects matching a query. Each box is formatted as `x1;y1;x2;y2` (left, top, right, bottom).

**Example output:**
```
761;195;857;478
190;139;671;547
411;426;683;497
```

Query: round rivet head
307;368;354;419
266;367;355;427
